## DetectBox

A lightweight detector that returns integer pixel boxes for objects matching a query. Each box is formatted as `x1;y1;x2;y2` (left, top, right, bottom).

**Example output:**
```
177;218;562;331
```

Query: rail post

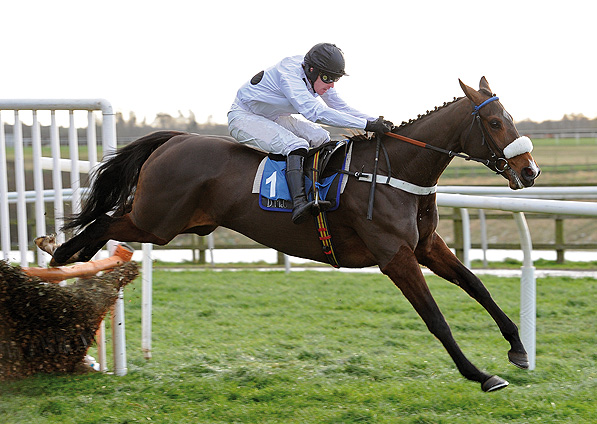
555;218;565;263
452;207;464;261
514;212;536;370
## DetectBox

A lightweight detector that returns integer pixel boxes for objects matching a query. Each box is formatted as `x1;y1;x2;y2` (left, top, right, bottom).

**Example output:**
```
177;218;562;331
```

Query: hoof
34;234;58;255
508;350;530;369
482;375;509;392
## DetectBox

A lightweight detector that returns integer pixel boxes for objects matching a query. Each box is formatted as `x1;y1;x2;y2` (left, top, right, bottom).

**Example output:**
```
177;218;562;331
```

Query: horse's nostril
523;166;539;179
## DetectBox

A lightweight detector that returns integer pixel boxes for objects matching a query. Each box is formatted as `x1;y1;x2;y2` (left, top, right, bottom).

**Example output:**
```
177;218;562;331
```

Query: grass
468;258;597;270
1;270;595;423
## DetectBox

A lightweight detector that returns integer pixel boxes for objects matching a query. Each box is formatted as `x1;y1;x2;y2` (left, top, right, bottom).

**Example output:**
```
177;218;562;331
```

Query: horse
37;77;540;392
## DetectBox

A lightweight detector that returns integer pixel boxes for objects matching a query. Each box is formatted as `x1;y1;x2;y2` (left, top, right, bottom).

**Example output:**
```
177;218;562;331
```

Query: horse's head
459;77;540;189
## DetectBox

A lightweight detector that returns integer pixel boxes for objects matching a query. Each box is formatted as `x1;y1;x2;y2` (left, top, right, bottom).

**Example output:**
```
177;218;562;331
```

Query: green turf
1;270;595;423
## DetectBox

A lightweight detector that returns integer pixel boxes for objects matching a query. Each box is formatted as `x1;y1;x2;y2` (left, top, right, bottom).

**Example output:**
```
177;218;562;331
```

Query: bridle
467;95;510;173
384;95;513;174
357;95;533;219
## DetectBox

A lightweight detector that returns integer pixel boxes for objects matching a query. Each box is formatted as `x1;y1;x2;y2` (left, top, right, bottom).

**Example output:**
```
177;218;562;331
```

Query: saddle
252;140;351;268
253;140;350;212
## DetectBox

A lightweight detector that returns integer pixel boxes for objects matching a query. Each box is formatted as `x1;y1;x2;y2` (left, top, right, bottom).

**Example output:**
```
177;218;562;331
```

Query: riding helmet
303;43;348;85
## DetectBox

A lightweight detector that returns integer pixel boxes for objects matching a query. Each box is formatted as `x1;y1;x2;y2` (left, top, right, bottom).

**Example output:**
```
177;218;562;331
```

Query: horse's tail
62;130;187;232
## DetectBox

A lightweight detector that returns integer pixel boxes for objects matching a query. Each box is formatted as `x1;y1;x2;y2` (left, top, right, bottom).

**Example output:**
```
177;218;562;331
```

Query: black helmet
303;43;348;85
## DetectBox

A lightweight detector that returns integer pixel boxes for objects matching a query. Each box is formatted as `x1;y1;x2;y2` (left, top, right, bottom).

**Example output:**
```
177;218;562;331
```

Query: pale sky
2;0;595;126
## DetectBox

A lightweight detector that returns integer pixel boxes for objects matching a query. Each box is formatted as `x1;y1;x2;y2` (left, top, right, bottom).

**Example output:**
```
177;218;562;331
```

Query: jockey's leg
276;116;332;213
274;115;330;150
285;148;316;224
227;110;299;154
228;111;328;223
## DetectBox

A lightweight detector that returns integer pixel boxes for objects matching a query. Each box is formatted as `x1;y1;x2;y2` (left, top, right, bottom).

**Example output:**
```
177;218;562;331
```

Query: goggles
320;72;342;84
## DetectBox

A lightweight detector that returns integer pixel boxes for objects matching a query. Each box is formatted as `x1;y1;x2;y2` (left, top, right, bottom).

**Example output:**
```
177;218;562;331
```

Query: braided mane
347;96;464;143
396;97;462;129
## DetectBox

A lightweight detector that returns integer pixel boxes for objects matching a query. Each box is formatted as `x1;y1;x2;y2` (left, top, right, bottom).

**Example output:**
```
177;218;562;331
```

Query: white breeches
227;109;330;156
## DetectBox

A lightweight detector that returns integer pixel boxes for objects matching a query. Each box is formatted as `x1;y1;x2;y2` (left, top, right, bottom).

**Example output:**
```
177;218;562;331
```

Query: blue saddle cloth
258;157;345;212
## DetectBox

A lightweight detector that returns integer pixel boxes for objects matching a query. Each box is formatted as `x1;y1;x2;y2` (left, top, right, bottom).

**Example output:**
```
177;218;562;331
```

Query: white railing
0;99;116;265
519;128;597;140
439;185;597;199
0;99;130;376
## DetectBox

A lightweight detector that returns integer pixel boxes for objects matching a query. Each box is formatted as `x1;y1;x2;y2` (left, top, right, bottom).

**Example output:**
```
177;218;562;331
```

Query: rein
357;95;508;220
366;134;382;220
383;95;507;171
383;132;491;167
341;95;513;222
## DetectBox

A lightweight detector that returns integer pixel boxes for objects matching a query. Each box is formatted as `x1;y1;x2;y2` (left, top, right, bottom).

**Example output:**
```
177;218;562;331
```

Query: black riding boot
286;151;315;224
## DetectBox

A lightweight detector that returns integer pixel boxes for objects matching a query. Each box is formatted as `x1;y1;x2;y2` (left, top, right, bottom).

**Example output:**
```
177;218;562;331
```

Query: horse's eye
490;120;502;130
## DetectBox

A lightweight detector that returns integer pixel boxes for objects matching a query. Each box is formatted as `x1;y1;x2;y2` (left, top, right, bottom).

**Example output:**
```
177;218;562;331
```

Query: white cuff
503;136;533;159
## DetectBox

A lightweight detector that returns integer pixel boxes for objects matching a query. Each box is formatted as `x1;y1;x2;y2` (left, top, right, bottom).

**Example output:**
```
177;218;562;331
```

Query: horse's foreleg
415;233;528;369
382;245;508;392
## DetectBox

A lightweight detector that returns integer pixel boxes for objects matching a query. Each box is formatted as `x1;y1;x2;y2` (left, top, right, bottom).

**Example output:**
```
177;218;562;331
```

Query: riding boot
286;151;315;224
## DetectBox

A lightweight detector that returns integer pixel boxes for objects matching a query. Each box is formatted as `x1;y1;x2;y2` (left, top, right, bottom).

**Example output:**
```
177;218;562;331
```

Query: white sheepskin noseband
503;136;533;159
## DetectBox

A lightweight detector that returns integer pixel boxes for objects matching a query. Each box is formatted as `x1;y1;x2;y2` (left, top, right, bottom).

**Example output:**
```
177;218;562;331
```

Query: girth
310;147;341;268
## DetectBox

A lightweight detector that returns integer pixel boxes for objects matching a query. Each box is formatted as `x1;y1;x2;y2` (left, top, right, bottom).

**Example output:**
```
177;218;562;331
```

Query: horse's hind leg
70;239;111;263
47;214;110;265
51;213;167;266
415;233;529;369
382;245;509;392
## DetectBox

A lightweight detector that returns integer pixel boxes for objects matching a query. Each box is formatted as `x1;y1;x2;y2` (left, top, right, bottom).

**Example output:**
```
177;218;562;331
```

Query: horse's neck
389;99;471;187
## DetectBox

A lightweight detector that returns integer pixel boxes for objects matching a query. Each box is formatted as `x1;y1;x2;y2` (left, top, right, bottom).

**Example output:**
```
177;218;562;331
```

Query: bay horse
38;77;540;391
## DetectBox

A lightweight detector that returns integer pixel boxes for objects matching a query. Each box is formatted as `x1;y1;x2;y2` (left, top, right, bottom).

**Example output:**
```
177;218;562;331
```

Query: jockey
228;42;393;224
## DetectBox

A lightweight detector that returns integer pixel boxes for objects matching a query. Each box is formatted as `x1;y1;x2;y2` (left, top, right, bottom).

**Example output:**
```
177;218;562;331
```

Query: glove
365;116;394;134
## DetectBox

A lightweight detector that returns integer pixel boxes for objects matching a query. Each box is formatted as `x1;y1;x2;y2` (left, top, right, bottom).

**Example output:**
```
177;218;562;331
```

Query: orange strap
384;131;428;148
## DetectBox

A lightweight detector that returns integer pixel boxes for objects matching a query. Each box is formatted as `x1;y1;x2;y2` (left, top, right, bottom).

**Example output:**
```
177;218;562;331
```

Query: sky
2;0;595;127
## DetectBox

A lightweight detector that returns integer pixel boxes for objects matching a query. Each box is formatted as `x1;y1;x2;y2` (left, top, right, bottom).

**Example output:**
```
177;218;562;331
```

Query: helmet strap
302;63;318;90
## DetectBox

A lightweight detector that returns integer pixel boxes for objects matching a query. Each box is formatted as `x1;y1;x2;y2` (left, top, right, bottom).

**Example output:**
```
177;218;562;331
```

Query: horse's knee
424;315;451;338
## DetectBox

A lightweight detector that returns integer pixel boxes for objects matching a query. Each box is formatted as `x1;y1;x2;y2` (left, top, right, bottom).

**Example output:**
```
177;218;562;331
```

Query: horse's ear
479;76;492;94
459;79;484;105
